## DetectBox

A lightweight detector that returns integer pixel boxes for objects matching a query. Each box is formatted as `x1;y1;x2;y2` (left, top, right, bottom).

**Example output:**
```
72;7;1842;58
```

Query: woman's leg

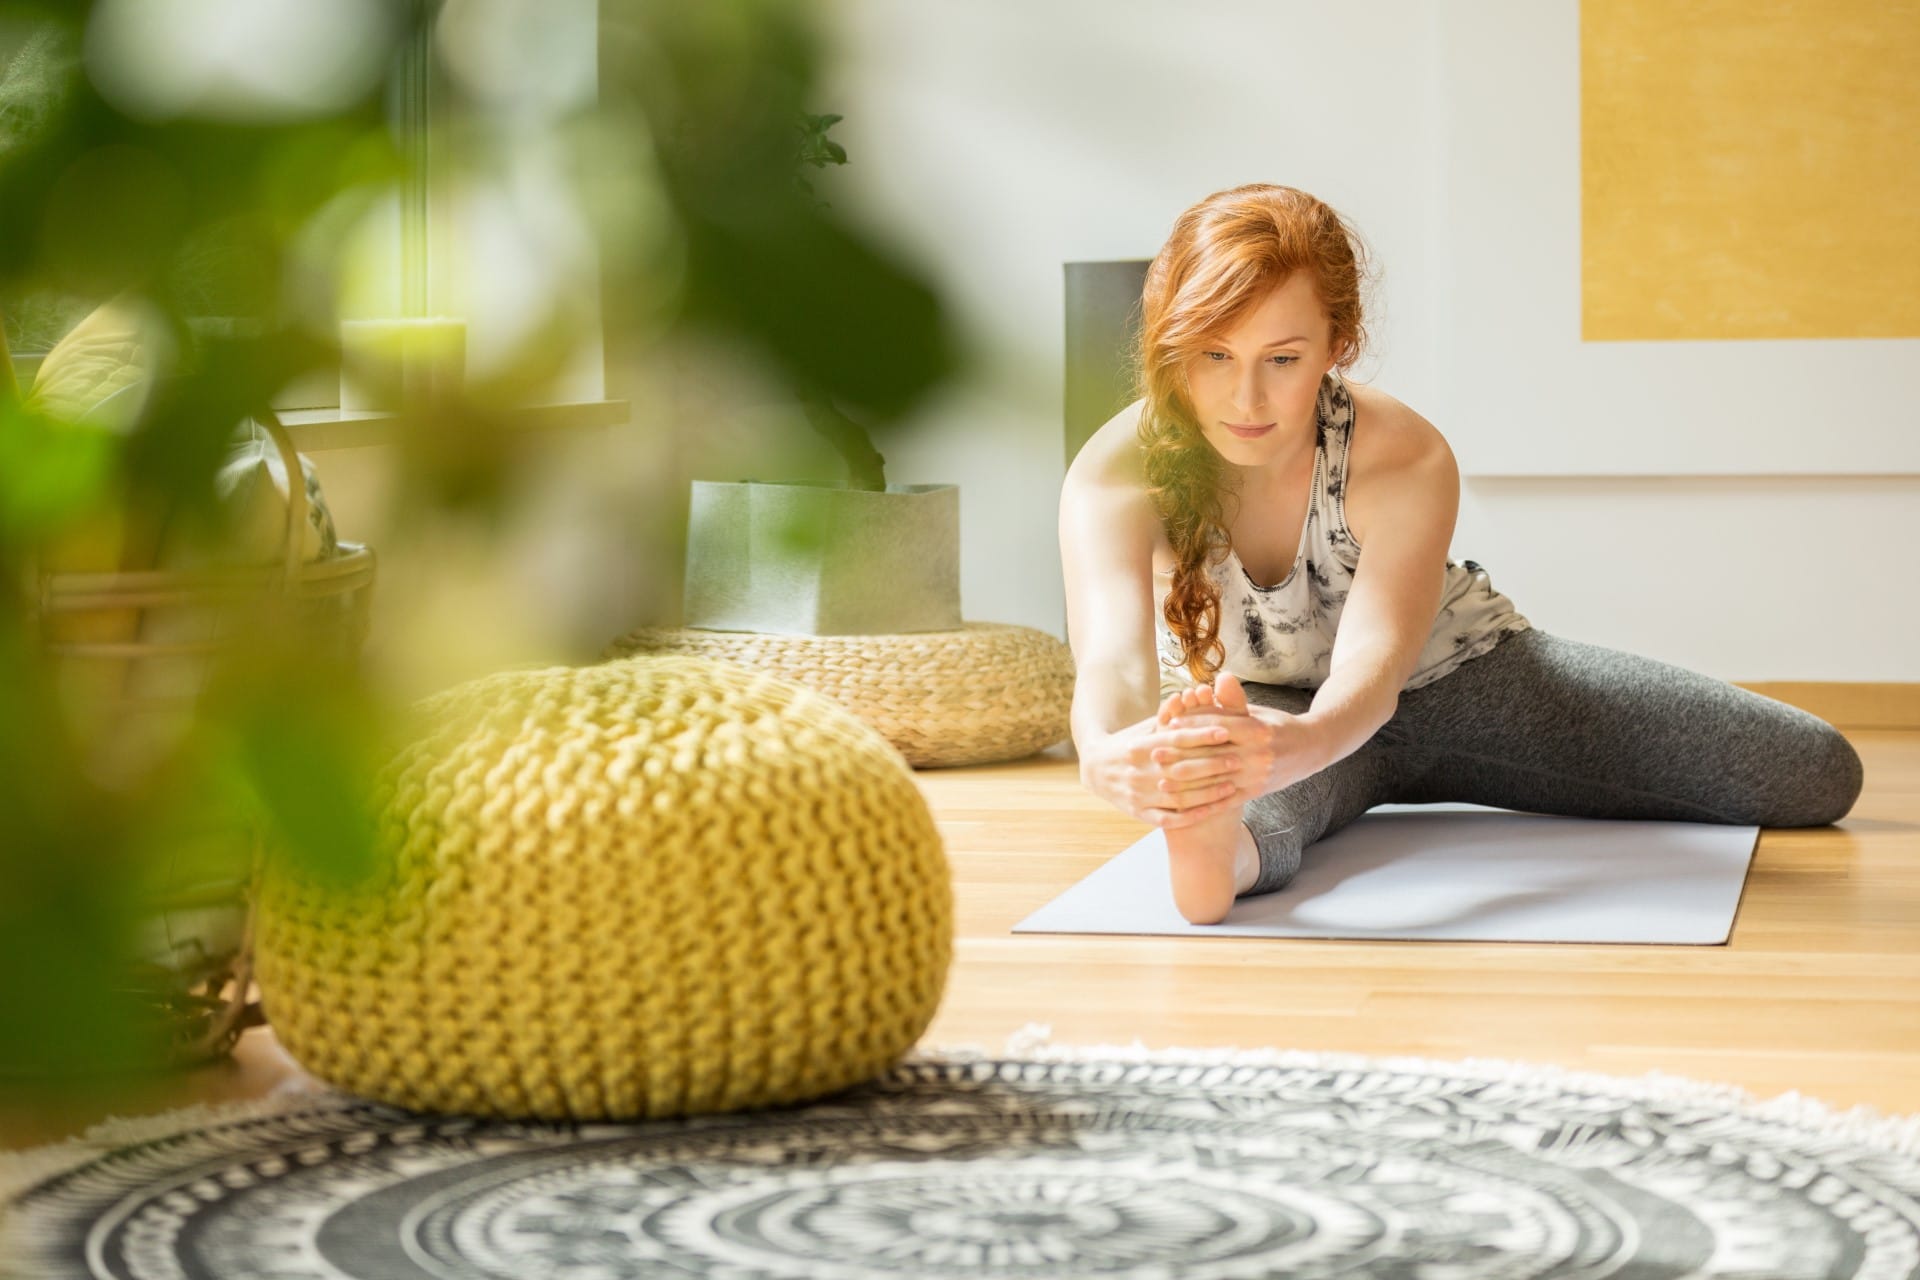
1379;628;1864;828
1233;628;1864;897
1237;681;1404;896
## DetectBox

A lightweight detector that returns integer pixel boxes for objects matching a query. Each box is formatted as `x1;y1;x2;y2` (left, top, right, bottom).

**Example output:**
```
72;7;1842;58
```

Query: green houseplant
681;111;966;636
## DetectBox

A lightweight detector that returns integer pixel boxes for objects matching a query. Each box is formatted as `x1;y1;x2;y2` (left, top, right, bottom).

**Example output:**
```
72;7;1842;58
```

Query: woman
1058;183;1863;926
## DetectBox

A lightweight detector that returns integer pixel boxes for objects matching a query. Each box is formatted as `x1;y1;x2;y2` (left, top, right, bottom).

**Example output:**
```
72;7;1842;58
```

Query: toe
1215;671;1249;713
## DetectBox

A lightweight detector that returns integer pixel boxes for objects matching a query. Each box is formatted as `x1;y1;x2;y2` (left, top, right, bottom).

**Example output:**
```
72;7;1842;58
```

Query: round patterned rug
4;1030;1919;1279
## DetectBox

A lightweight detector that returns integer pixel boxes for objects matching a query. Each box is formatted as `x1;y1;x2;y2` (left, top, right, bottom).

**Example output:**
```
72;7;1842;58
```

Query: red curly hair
1132;184;1373;683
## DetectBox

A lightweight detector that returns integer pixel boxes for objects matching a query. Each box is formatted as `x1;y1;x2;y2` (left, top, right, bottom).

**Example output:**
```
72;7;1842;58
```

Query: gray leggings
1237;627;1865;897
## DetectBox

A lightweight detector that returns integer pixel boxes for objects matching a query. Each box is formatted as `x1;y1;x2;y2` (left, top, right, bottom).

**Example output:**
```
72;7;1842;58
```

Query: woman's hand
1152;674;1329;805
1078;711;1244;831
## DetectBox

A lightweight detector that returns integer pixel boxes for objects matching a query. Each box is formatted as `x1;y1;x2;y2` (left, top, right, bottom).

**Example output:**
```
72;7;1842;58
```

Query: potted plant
680;113;963;636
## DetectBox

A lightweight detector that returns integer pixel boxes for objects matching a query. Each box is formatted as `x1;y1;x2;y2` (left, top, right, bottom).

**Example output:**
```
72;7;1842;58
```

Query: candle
339;317;466;413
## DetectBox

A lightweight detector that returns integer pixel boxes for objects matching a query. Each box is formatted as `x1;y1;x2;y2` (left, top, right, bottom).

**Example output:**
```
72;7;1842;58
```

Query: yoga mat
1014;803;1759;944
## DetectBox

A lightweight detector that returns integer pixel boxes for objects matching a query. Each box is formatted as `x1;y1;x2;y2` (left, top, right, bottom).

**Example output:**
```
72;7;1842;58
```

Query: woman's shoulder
1066;396;1148;487
1341;377;1449;472
1061;397;1176;570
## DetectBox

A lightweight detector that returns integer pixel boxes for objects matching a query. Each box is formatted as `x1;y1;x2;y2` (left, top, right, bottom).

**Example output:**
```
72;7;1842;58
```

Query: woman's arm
1060;478;1157;747
1059;412;1243;829
1304;392;1460;762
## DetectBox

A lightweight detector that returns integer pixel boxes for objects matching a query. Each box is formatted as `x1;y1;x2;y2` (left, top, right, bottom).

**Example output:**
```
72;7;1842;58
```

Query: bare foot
1167;815;1259;925
1164;674;1259;924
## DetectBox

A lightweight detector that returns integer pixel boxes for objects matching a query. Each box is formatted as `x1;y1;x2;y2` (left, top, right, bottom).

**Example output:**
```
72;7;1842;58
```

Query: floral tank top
1153;370;1532;698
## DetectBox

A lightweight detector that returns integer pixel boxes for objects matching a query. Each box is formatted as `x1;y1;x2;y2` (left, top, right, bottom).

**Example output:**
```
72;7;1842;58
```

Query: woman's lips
1225;422;1275;439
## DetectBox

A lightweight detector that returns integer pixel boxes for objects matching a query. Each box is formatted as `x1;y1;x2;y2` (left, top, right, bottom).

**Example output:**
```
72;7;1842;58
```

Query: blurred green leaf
0;600;170;1083
207;645;387;892
0;0;967;1113
118;325;335;532
797;111;847;172
0;402;117;542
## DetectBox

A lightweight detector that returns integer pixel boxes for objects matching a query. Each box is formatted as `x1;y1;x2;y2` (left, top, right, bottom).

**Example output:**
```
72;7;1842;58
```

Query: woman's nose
1234;365;1265;412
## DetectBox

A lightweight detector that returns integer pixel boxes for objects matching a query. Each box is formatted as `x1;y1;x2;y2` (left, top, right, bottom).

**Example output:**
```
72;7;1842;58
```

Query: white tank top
1153;370;1532;698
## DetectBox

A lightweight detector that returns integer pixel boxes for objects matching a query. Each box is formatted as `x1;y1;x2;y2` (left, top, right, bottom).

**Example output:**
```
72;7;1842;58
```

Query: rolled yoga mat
1015;803;1759;944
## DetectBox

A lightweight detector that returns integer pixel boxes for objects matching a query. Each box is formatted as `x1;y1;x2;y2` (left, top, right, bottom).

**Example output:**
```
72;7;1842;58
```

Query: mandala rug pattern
4;1030;1920;1279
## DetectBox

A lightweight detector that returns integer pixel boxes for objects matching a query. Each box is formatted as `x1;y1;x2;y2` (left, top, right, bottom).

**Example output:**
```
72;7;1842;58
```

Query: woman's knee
1777;724;1864;827
1730;718;1863;828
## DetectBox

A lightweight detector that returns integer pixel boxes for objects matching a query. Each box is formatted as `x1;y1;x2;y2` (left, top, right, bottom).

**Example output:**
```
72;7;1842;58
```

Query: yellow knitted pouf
252;655;954;1121
603;622;1076;768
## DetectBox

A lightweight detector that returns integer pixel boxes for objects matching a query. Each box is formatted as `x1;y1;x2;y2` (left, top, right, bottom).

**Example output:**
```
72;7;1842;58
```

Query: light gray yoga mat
1014;802;1759;944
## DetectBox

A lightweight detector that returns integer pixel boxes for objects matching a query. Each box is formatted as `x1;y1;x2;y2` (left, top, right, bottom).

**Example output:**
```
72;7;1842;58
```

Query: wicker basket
25;409;376;1073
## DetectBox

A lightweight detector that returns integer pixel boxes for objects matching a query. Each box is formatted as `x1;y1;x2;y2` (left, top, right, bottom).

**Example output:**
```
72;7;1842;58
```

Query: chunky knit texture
603;622;1076;767
253;655;954;1121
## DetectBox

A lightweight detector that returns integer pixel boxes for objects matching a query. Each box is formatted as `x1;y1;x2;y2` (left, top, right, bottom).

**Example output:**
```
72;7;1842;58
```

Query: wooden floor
911;732;1920;1116
4;724;1916;1155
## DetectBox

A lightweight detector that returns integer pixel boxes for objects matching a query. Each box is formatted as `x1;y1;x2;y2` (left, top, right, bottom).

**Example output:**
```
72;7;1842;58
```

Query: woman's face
1183;272;1342;475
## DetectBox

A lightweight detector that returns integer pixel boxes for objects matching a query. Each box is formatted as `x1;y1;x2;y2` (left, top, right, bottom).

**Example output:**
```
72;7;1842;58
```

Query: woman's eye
1200;351;1298;366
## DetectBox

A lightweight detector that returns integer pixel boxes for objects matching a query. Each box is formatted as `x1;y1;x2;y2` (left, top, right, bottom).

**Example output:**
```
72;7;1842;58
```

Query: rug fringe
0;1077;353;1208
908;1022;1920;1159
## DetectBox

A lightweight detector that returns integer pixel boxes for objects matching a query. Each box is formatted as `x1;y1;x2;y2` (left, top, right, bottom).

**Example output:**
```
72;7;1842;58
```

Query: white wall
1437;0;1920;477
804;0;1920;682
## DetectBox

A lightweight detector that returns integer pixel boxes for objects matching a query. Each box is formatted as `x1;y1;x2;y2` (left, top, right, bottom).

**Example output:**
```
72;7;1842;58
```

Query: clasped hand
1091;672;1325;830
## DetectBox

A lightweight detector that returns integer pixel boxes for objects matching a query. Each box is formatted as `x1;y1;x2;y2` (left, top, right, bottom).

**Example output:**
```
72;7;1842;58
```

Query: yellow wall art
1582;0;1920;340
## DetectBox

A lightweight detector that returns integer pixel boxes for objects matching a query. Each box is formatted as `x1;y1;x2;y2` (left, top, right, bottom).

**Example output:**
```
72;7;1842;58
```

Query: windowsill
271;400;630;451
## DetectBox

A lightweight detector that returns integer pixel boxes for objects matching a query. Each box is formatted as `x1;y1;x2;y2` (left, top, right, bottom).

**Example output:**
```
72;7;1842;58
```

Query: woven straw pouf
603;622;1076;768
252;655;953;1121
